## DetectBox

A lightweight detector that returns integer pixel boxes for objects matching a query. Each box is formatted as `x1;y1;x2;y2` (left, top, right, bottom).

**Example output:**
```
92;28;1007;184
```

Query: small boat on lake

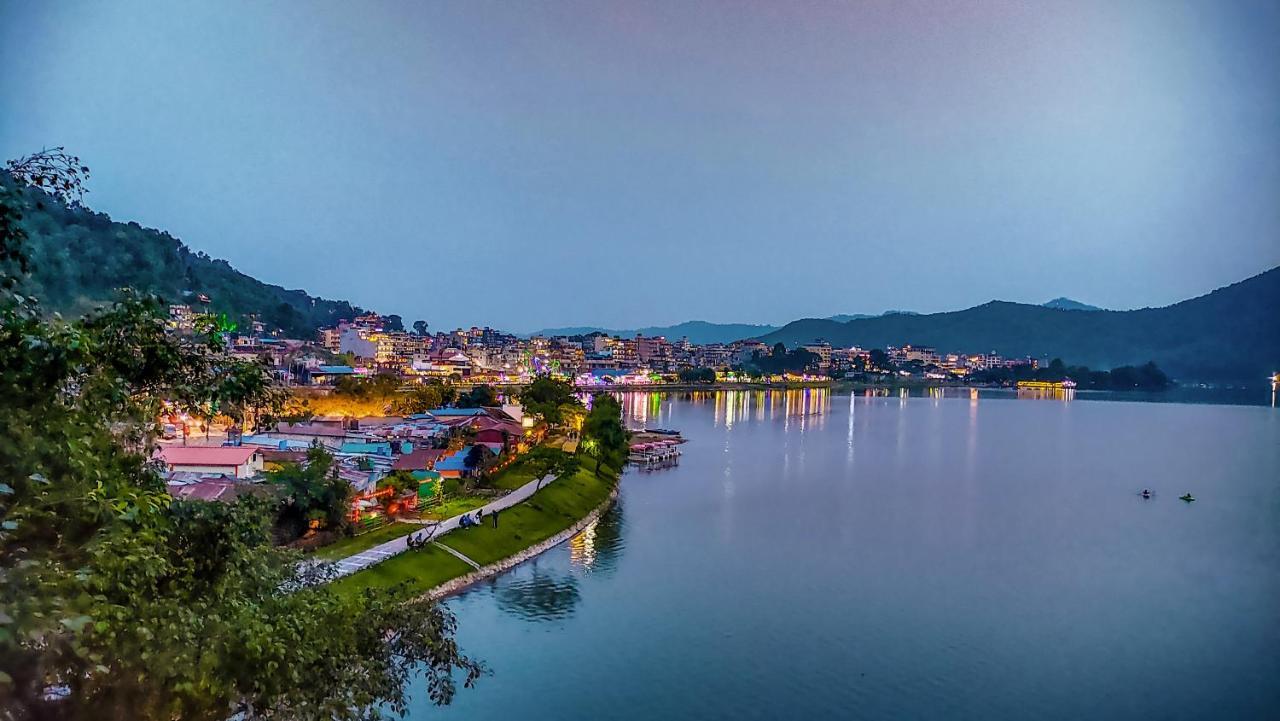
1179;493;1196;502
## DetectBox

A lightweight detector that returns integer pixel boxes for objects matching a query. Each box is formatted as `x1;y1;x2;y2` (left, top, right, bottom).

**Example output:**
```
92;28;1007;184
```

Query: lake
409;388;1280;720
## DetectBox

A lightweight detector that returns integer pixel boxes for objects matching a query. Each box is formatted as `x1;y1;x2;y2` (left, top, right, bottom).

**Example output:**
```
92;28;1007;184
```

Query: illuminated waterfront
409;390;1279;720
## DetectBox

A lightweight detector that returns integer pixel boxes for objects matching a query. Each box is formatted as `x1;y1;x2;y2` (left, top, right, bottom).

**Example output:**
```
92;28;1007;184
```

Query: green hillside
6;178;363;337
759;268;1280;384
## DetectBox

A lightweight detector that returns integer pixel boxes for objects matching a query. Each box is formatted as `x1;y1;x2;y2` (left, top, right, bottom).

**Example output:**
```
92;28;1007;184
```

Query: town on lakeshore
5;2;1280;719
178;304;1162;390
148;300;1181;577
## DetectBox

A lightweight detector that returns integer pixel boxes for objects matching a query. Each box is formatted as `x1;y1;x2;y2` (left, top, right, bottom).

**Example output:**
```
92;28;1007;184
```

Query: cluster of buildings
786;342;1037;380
880;344;1038;380
158;405;537;528
167;305;1039;387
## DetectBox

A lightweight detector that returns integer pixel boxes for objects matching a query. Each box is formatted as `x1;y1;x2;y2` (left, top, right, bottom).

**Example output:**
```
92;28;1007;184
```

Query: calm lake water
410;388;1280;720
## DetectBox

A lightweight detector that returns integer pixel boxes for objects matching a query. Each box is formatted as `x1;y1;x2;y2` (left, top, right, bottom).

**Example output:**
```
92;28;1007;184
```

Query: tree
268;444;352;539
389;384;443;416
456;384;497;409
302;373;403;416
463;445;493;483
678;367;716;383
4;147;90;205
520;446;582;489
0;162;480;719
744;344;820;376
519;375;581;426
868;348;892;372
412;319;428;336
383;314;405;332
580;393;627;475
1135;361;1170;389
435;381;458;407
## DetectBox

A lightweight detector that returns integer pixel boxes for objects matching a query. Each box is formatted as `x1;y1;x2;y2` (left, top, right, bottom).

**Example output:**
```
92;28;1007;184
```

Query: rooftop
157;446;260;466
391;448;448;471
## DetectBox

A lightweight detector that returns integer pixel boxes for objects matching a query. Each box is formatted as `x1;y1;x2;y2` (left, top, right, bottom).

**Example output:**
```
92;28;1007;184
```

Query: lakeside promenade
324;472;558;578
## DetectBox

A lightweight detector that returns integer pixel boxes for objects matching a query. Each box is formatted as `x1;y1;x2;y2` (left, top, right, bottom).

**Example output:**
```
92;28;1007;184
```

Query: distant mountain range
533;303;1100;344
758;269;1279;384
529;312;932;344
528;321;780;345
8;177;364;337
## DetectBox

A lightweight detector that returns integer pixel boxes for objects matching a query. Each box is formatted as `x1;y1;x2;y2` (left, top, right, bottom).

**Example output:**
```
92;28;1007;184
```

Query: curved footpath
325;472;560;579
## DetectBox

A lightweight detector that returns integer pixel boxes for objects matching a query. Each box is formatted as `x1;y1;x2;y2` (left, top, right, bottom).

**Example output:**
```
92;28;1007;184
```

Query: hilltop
7;178;363;337
758;268;1280;384
1042;297;1102;311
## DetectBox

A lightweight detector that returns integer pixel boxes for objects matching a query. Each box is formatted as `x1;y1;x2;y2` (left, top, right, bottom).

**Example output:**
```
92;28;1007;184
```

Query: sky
2;0;1278;332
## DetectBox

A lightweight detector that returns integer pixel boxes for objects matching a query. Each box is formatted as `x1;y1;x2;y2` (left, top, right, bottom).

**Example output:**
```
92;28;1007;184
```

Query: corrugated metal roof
157;446;259;466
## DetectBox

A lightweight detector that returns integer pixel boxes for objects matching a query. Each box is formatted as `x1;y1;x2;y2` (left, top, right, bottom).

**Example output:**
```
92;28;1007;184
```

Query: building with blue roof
434;444;495;478
339;441;393;457
316;365;357;375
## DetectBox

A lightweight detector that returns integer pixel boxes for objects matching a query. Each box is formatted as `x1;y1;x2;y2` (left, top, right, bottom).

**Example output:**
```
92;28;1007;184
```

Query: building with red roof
390;448;447;472
156;446;264;479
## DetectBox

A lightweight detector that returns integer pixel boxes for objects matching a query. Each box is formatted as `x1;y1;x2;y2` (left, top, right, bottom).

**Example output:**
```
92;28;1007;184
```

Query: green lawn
329;543;474;600
331;466;618;596
420;495;489;520
442;467;615;566
311;522;416;561
488;457;541;491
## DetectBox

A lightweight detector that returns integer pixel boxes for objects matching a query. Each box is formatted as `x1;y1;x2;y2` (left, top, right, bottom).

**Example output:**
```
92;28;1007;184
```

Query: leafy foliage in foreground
0;174;480;720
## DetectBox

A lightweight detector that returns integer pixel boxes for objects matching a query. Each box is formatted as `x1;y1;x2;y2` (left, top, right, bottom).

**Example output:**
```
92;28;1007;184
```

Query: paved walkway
325;474;555;579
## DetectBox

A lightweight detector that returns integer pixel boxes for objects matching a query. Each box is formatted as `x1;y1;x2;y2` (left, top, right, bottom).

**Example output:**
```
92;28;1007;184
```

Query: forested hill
758;267;1280;384
7;178;363;337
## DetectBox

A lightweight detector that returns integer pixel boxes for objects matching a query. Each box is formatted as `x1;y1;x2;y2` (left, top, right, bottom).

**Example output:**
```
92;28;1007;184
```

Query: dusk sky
2;0;1278;331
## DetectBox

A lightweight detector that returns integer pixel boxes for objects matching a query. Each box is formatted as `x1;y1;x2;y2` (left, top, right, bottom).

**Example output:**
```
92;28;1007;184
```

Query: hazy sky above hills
2;0;1278;331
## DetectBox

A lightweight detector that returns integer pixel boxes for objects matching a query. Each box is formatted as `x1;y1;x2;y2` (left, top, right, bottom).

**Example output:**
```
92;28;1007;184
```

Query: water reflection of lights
568;518;598;568
846;391;856;464
1016;387;1075;402
614;391;671;428
704;387;832;428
